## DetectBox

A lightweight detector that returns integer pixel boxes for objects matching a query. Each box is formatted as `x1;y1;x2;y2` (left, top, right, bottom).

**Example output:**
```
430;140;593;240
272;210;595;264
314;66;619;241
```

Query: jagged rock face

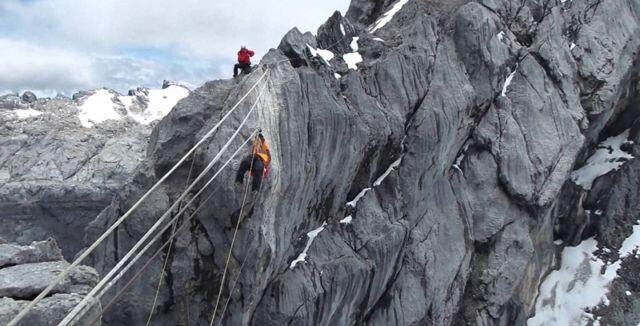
0;85;188;258
2;0;637;325
0;240;101;325
82;0;640;325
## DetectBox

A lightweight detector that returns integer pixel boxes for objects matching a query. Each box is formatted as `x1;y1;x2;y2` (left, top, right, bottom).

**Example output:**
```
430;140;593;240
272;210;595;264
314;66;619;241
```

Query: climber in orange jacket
235;132;270;191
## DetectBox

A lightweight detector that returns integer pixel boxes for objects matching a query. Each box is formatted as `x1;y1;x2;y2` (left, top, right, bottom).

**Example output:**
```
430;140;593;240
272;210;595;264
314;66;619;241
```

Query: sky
0;0;350;97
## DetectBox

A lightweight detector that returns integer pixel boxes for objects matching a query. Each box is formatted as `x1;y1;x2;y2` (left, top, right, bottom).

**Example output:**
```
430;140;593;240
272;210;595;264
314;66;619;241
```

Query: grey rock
0;93;25;110
0;294;101;326
21;91;37;104
0;238;63;268
0;260;98;299
0;239;102;325
0;82;186;259
277;27;319;68
3;0;640;325
317;11;357;54
87;0;640;324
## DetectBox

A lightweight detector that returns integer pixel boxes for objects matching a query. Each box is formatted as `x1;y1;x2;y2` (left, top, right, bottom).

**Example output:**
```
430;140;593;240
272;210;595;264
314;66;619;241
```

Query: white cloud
0;38;217;96
2;0;349;59
0;39;94;94
0;0;350;95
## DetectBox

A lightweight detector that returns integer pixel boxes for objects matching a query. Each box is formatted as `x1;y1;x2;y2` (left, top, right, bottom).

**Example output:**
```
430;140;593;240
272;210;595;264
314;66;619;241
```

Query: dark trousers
235;155;264;191
233;63;252;77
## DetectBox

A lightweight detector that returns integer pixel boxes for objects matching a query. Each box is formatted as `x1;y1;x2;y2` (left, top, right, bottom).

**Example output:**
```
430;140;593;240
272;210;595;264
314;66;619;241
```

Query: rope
7;69;269;326
88;132;257;325
59;78;270;325
89;183;221;326
217;246;252;326
216;182;265;326
209;135;259;326
93;129;257;303
146;155;197;325
86;129;258;325
62;76;268;324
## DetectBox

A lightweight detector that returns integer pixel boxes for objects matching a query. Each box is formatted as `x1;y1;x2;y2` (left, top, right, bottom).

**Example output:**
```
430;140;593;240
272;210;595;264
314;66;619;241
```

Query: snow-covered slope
0;82;189;258
76;84;190;127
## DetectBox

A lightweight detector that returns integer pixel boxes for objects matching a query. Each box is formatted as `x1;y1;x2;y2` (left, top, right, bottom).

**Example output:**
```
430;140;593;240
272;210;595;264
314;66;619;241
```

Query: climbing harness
217;184;265;326
209;134;259;326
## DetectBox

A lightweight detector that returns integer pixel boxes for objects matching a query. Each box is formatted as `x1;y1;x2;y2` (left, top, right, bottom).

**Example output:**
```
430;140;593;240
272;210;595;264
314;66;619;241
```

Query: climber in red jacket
233;46;255;77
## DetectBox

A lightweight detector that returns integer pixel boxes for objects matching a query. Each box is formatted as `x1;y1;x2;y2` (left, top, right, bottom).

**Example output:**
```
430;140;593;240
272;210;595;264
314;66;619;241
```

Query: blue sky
0;0;350;97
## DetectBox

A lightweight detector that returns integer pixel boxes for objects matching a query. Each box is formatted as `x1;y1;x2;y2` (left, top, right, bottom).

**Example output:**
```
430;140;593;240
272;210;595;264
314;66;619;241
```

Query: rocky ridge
79;0;640;325
1;0;639;325
0;82;189;258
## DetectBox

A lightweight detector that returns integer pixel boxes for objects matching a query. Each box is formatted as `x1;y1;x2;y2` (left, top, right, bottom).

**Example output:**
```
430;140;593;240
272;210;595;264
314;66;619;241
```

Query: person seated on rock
233;45;255;78
235;132;271;192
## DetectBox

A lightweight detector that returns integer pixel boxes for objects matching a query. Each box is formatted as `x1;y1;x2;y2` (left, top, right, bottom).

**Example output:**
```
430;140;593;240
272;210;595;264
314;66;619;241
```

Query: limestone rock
0;239;64;268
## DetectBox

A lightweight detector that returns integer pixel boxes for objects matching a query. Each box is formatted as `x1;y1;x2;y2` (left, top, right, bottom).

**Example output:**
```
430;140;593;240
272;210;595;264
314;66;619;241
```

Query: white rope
146;156;197;326
7;68;269;326
86;136;251;325
58;77;270;326
209;136;256;326
93;129;258;303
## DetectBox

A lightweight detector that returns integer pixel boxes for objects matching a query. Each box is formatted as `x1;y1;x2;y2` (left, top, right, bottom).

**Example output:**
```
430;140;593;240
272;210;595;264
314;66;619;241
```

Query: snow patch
78;90;123;128
290;222;327;269
12;108;42;120
452;144;469;175
527;238;620;326
120;85;189;125
340;215;353;224
346;188;372;208
316;49;335;63
340;23;345;35
571;129;634;190
501;65;518;97
626;291;632;296
619;224;640;258
497;31;505;41
78;85;188;128
350;37;360;51
554;240;564;245
307;44;334;65
373;157;402;186
307;44;318;56
370;0;410;33
570;42;577;50
373;37;384;42
334;73;341;80
343;52;363;70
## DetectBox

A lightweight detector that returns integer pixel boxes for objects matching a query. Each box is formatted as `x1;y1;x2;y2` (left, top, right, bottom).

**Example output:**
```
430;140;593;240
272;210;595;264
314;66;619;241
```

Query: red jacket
237;49;255;64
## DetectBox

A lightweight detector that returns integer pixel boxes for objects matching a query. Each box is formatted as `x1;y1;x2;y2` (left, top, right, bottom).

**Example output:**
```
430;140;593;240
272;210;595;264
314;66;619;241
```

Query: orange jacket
253;138;270;165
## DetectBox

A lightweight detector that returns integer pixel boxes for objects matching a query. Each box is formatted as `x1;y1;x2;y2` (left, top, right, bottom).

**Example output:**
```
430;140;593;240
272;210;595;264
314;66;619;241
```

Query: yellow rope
85;129;260;325
210;135;259;326
146;156;197;325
